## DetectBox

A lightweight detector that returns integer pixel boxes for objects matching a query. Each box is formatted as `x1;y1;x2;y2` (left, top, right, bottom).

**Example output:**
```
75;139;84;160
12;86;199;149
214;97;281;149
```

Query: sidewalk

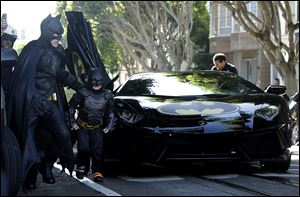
290;145;299;155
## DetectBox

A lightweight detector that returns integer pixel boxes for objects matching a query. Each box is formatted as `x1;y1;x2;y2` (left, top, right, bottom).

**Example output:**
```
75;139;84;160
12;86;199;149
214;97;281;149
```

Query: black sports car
105;71;292;172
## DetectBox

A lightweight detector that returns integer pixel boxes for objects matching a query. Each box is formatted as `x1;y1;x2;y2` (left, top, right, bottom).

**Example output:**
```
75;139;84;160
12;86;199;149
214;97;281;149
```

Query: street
18;146;299;196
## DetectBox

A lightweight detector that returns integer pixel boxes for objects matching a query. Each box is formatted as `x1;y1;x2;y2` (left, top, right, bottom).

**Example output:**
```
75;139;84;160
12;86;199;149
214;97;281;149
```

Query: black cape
65;11;115;90
6;40;70;181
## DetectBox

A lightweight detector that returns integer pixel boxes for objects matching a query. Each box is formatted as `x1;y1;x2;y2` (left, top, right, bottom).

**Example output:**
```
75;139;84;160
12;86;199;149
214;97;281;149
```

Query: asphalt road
17;146;299;196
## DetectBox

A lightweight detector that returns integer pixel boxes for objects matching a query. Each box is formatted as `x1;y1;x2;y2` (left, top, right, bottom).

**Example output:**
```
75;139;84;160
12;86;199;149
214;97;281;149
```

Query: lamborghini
105;71;292;172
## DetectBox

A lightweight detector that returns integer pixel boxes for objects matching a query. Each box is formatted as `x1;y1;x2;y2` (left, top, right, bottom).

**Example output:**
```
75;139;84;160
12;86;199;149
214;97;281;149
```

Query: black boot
58;156;75;176
39;162;55;184
76;166;85;179
24;164;39;189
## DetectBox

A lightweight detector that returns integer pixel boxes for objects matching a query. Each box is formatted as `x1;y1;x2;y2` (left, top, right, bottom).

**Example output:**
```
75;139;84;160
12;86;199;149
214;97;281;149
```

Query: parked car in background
289;92;299;145
264;84;290;102
264;85;298;145
105;71;292;172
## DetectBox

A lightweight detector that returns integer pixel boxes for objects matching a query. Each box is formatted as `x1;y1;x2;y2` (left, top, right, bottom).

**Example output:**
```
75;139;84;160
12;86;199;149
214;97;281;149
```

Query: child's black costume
69;68;114;182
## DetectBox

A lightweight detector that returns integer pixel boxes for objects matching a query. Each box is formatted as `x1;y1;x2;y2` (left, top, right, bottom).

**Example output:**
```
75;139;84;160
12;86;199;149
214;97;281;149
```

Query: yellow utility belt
47;93;57;101
77;118;102;130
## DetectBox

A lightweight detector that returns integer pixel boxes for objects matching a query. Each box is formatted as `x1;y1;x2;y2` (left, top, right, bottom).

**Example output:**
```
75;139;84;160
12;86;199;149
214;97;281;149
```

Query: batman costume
6;14;89;189
69;68;115;182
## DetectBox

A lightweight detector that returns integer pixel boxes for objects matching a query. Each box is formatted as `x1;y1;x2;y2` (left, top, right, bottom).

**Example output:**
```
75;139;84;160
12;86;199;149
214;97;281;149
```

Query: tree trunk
216;1;299;95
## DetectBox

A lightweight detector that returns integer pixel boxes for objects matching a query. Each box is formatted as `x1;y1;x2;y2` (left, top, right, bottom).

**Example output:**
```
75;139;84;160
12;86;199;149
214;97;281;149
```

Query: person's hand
103;128;110;134
71;123;80;130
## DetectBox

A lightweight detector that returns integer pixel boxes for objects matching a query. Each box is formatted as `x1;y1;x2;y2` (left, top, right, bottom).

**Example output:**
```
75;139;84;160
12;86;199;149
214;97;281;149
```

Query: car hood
114;94;287;133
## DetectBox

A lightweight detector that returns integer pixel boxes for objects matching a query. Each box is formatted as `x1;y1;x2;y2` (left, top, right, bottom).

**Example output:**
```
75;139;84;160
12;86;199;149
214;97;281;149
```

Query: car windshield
117;72;264;96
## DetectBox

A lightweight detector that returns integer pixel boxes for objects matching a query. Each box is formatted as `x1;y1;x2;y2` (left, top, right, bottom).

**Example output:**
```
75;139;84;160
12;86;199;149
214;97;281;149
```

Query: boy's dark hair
213;53;227;62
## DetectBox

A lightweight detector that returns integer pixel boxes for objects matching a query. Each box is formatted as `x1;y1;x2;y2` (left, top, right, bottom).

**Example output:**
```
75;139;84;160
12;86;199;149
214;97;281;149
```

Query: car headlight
119;110;144;124
255;105;279;121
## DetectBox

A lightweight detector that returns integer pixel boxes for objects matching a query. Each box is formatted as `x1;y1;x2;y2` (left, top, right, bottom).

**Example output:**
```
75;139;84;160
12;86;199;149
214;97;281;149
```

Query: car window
117;72;263;96
217;80;260;94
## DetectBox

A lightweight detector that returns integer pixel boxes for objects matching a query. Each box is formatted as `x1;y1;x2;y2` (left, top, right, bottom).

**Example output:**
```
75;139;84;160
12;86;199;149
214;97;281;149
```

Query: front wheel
1;126;22;196
291;122;299;145
260;153;291;172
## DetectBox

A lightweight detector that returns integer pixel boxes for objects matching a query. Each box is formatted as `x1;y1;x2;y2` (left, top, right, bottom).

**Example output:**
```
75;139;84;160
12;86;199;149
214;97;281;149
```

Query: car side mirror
265;85;287;95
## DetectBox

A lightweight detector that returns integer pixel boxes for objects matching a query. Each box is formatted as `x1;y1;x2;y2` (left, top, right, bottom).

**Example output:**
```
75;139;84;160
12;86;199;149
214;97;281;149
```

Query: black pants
30;102;74;164
24;101;75;184
77;128;104;173
29;101;74;161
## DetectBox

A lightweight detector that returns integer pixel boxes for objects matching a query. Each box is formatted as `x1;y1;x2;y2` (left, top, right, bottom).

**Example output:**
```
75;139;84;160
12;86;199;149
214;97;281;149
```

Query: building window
285;1;298;34
218;5;232;36
209;3;216;36
249;2;257;16
233;2;258;33
246;1;258;25
232;18;240;33
240;58;257;84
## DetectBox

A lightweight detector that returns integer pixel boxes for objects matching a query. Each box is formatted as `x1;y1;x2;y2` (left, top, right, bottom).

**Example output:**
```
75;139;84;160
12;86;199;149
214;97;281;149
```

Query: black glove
77;87;90;97
106;113;116;131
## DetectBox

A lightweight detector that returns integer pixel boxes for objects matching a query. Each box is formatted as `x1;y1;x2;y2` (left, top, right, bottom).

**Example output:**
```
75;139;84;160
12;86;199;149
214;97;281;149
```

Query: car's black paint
105;71;292;172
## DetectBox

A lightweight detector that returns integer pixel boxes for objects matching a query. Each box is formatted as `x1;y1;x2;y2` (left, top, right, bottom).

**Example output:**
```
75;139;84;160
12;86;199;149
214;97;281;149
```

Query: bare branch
107;1;194;72
215;1;299;94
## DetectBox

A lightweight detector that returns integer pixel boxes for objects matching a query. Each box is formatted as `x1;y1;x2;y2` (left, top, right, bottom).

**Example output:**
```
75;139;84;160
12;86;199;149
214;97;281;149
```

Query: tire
1;126;22;196
260;154;291;172
291;122;299;145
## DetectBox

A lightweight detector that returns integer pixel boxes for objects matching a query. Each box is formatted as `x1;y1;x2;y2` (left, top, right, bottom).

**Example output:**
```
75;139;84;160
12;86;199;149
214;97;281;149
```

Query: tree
216;1;299;95
191;1;212;70
107;1;194;72
56;1;210;80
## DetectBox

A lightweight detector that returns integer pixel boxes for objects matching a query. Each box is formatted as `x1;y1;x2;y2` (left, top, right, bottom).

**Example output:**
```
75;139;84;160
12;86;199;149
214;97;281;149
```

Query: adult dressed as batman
6;14;89;189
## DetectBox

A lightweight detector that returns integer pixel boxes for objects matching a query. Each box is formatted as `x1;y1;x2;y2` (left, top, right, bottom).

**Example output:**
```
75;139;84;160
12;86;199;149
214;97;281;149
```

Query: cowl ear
55;14;61;20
